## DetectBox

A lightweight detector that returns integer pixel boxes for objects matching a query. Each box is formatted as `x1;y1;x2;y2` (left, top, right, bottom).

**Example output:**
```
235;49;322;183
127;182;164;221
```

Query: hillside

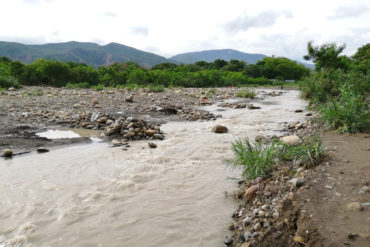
0;41;169;67
170;49;267;64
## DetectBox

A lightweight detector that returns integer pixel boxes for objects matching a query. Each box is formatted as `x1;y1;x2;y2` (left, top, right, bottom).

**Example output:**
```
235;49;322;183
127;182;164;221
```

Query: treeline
301;42;369;133
0;55;310;89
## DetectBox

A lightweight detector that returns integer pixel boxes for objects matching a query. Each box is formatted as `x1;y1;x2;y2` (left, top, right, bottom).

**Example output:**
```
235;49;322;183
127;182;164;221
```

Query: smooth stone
212;125;228;133
252;232;260;238
261;205;269;211
224;237;233;246
258;210;266;217
238;234;246;243
289;178;305;188
3;149;13;157
111;139;121;146
280;135;301;146
253;222;262;231
347;202;364;211
244;231;253;239
243;217;252;226
148;142;157;149
37;147;49;153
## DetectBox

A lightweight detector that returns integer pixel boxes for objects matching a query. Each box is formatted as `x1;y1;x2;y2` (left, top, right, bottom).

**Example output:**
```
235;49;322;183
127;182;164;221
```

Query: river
0;89;307;247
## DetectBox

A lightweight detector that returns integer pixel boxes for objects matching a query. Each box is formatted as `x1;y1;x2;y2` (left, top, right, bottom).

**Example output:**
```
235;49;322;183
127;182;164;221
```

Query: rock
92;99;99;105
3;149;13;157
212;125;228;133
261;204;269;211
362;186;370;193
146;129;157;136
347;202;364;211
280;135;301;146
245;184;259;201
153;134;164;140
294;109;303;113
362;202;370;207
243;217;252;226
148;142;157;149
8;87;15;91
253;222;262;231
111;139;121;146
239;234;246;243
293;236;304;243
258;210;266;217
244;231;252;239
37;147;49;153
224;237;233;246
248;104;261;110
289;178;305;188
125;95;134;102
252;232;260;238
227;222;235;231
273;211;279;218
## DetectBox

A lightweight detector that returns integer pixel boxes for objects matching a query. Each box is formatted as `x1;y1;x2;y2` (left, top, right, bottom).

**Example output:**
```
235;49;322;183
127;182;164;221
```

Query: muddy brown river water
0;90;307;247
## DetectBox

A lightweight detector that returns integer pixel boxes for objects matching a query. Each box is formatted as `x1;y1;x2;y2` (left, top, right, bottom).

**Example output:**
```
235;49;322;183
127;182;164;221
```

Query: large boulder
280;135;301;146
212;125;228;133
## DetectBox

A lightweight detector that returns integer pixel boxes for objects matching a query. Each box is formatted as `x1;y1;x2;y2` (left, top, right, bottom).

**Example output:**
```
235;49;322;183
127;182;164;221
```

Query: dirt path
302;132;370;247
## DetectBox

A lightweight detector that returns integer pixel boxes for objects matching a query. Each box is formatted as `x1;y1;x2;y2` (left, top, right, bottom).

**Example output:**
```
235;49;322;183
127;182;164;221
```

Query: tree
352;43;369;74
303;41;350;71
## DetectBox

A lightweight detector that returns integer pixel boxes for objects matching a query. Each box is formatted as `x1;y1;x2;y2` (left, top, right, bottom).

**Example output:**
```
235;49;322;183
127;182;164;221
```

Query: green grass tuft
236;89;255;98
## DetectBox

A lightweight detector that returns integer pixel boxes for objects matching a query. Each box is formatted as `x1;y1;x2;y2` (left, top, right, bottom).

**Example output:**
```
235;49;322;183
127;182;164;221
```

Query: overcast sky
1;0;369;61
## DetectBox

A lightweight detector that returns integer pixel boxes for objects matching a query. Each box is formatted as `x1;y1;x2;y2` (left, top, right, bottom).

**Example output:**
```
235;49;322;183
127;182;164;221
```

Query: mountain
170;49;267;64
0;41;169;67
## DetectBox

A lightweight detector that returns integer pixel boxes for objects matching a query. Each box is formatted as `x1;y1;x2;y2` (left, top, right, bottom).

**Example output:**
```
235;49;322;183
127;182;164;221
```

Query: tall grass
321;84;369;133
225;137;326;179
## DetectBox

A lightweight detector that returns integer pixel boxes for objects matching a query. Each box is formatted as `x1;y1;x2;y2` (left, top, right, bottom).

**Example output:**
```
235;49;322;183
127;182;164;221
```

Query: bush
236;89;255;98
321;84;369;133
147;84;165;92
65;82;90;89
92;84;105;91
225;139;278;179
0;75;20;89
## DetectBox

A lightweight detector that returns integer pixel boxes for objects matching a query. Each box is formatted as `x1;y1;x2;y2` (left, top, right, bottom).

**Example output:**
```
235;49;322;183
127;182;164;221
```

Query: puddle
36;128;102;140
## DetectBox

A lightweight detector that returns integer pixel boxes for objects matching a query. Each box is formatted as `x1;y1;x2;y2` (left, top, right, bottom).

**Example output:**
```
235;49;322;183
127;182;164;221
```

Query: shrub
0;75;20;89
225;139;278;179
65;82;90;89
147;84;165;92
92;83;105;91
321;84;369;133
236;89;255;98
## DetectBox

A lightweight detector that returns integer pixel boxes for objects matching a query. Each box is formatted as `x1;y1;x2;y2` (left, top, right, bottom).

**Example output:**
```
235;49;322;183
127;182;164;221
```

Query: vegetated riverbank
224;113;370;246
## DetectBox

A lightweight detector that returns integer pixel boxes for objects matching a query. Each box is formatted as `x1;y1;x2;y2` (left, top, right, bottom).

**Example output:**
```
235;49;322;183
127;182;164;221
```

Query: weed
225;139;278;179
92;84;105;91
147;84;165;92
320;84;369;133
236;89;255;98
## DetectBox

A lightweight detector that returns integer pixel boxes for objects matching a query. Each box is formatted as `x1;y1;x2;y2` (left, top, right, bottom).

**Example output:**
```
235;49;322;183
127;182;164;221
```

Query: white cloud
0;0;369;61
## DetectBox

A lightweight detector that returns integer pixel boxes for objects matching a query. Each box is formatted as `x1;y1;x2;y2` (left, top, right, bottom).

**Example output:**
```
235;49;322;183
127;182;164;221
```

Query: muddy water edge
0;89;308;247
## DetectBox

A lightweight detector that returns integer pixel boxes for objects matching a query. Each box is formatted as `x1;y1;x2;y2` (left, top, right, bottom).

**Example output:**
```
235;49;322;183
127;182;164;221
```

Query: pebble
253;222;262;231
347;202;364;211
258;210;266;217
273;211;279;218
252;232;260;238
3;149;13;157
244;231;252;239
252;208;259;216
238;234;246;242
211;125;228;133
111;139;121;146
261;204;269;211
243;217;252;226
37;147;49;153
289;178;305;188
224;237;233;246
148;142;157;149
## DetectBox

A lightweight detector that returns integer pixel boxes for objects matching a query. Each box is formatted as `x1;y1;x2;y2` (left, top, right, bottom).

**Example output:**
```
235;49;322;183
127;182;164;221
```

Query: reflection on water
0;90;307;247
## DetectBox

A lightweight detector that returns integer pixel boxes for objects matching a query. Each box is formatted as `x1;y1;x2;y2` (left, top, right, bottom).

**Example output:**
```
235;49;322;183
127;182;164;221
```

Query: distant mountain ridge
0;41;314;69
0;41;169;67
170;49;266;64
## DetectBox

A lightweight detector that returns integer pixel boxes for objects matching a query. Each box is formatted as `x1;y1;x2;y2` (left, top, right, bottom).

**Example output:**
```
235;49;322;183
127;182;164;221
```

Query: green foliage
279;136;326;167
65;82;90;89
352;43;370;75
147;84;165;92
0;75;20;89
225;139;278;179
225;137;326;179
236;89;255;98
304;41;350;71
92;84;105;91
321;84;369;133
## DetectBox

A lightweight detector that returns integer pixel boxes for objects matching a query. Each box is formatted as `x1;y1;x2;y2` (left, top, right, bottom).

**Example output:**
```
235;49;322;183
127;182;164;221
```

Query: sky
0;0;369;61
